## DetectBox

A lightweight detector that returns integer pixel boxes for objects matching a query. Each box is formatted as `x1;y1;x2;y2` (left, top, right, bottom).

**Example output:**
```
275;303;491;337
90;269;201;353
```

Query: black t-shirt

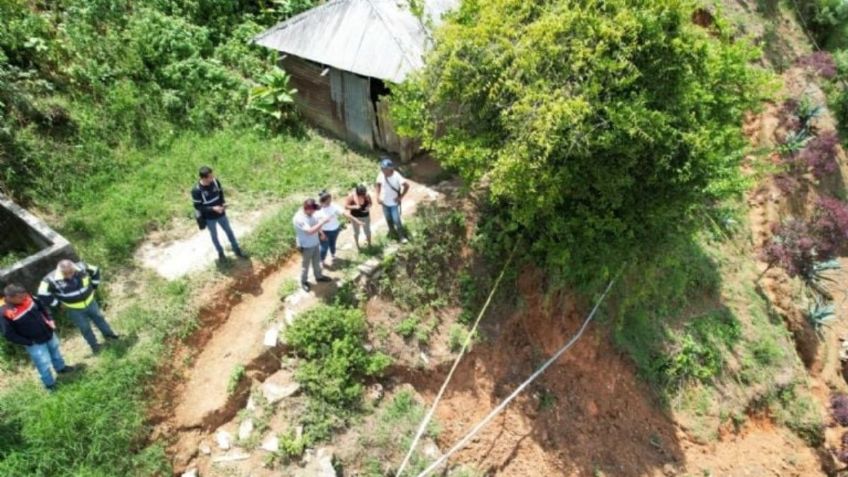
346;193;371;218
191;179;226;220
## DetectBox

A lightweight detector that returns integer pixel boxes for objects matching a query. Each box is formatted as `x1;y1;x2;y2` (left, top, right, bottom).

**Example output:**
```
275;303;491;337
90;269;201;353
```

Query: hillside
1;1;848;477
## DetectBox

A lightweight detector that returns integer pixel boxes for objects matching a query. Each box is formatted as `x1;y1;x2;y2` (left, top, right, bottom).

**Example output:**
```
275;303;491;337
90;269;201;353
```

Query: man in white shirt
375;157;410;243
292;199;333;291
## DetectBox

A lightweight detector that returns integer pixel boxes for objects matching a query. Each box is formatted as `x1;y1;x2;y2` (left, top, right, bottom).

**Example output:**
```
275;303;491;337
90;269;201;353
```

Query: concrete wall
0;194;78;292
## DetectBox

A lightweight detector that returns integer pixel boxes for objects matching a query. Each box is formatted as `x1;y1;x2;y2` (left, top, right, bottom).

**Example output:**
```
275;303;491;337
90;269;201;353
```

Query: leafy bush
813;196;848;257
761;219;818;279
285;305;391;410
796;0;848;49
393;0;769;282
796;51;839;78
798;130;840;179
248;67;299;132
378;204;466;311
833;393;848;425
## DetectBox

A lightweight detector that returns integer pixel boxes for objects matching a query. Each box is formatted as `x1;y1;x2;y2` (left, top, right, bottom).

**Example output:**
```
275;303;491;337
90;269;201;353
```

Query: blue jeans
25;334;66;388
206;214;241;256
382;204;405;239
320;228;340;261
67;300;116;351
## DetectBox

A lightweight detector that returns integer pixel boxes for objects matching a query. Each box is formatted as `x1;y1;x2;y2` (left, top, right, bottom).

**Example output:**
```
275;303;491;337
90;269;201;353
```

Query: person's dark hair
3;283;26;298
355;184;367;195
318;190;331;203
303;198;319;210
198;166;213;178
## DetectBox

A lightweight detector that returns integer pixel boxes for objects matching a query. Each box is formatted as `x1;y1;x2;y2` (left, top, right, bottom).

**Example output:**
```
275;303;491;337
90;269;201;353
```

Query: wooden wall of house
280;55;347;140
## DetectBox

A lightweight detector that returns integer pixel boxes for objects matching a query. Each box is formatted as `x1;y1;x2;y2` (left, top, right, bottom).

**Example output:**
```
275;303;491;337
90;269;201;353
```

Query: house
253;0;457;158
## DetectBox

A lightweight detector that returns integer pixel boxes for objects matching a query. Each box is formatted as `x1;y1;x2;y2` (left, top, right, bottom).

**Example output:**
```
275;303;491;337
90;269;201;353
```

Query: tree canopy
393;0;770;281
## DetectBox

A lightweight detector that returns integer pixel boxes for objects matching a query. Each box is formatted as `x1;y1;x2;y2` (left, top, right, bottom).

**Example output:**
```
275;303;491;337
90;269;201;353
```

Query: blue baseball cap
380;157;394;169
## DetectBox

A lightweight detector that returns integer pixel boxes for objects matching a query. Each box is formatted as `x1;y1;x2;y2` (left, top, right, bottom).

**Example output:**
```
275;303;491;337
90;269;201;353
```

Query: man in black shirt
1;284;74;390
191;166;246;261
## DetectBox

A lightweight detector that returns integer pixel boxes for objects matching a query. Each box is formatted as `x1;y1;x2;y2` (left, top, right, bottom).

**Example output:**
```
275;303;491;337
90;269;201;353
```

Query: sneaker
46;384;57;392
301;282;311;292
217;252;227;262
235;250;249;259
57;365;75;374
91;344;101;355
316;276;332;283
400;237;409;244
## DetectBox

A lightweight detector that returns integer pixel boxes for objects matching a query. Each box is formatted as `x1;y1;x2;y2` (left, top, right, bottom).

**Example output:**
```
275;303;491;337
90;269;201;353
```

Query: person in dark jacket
38;259;118;354
191;166;246;261
1;284;74;390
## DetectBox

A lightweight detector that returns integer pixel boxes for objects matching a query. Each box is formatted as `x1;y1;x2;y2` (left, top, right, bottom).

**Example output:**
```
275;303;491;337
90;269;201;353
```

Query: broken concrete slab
181;468;198;477
260;369;300;404
295;447;336;477
211;451;250;463
263;323;281;347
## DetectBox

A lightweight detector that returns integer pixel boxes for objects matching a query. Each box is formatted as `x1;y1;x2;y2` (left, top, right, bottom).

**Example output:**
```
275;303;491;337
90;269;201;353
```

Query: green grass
61;129;374;267
0;274;191;476
612;209;822;444
360;389;440;477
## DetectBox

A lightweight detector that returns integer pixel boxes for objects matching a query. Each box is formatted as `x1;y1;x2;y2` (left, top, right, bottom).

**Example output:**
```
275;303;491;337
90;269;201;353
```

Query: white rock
260;370;301;404
263;323;281;347
284;308;296;326
245;395;256;412
211;451;250;463
421;439;442;459
420;352;430;365
260;434;279;452
198;442;212;455
295;447;336;477
215;430;232;450
181;468;198;477
238;418;254;441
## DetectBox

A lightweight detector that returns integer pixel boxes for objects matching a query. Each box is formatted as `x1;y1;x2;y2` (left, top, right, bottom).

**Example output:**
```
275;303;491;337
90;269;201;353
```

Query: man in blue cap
375;157;410;243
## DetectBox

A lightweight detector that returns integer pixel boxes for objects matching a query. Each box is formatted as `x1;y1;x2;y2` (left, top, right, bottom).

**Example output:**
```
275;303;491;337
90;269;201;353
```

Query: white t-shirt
376;171;407;206
316;204;342;231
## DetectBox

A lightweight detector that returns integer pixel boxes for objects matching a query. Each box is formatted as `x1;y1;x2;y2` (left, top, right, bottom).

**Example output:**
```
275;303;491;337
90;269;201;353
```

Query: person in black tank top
344;184;372;250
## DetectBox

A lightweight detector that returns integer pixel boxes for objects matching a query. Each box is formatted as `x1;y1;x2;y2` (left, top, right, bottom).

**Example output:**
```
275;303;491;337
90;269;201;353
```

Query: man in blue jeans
375;157;410;243
192;166;247;262
1;284;74;391
38;259;119;354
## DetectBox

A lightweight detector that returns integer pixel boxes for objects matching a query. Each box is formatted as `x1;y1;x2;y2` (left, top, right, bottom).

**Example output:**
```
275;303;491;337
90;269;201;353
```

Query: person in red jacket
1;284;74;390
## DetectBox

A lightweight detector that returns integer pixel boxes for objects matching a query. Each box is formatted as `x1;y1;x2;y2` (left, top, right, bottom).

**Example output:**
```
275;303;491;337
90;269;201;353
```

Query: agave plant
796;96;824;131
248;67;298;131
778;129;813;156
807;298;835;336
807;258;841;300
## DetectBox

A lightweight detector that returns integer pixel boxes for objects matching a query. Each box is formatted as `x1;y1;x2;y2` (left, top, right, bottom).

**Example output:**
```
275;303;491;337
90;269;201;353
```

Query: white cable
413;276;618;477
395;246;517;476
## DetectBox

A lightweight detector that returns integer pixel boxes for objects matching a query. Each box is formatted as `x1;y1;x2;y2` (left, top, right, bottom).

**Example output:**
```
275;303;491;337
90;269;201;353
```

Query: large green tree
394;0;769;281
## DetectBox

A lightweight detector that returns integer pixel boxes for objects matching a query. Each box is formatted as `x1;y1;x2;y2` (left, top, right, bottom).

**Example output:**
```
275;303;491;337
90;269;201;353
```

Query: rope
413;275;619;477
395;244;518;476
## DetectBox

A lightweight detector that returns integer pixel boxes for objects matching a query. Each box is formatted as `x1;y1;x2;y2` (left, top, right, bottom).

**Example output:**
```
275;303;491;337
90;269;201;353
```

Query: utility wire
395;244;518;476
413;275;619;477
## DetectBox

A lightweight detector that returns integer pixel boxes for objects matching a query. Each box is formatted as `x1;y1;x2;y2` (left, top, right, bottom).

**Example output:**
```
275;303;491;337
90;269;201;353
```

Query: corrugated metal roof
253;0;458;83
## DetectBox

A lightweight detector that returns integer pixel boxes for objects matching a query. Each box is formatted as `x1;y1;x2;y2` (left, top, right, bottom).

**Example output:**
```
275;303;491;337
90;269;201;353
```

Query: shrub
761;219;818;279
285;305;391;409
248;67;299;133
813;196;848;257
378;205;466;311
798;130;840;179
393;0;770;282
832;393;848;426
796;51;839;78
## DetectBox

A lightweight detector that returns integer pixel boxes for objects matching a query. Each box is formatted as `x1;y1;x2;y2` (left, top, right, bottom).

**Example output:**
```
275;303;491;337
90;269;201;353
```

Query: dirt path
154;179;443;472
